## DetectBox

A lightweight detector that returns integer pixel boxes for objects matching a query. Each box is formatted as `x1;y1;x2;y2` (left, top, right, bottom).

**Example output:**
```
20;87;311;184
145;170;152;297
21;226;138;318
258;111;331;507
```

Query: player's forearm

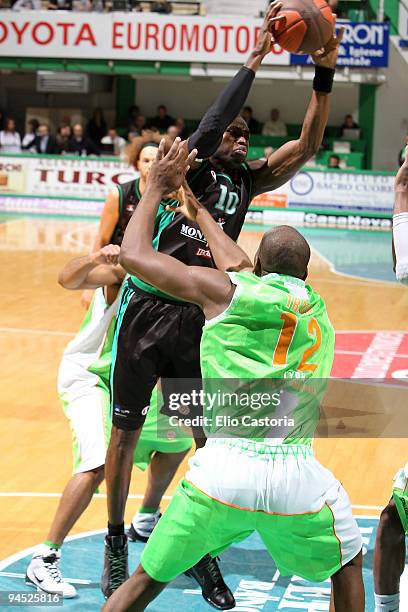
196;208;252;272
187;66;256;158
58;254;99;289
119;184;162;277
244;50;267;73
296;91;330;160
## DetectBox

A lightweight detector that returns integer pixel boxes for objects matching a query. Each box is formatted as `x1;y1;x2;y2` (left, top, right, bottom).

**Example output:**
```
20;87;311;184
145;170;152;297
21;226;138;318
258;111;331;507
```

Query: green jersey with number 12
200;271;335;444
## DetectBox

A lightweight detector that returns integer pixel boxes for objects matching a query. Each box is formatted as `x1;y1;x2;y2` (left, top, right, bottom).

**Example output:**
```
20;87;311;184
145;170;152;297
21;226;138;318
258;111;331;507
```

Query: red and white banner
0;11;290;65
0;154;135;199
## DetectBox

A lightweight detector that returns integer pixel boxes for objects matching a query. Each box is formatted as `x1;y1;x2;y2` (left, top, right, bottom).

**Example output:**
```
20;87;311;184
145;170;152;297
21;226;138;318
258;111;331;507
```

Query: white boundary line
1;327;407;337
0;327;75;337
309;244;399;287
335;330;408;334
0;528;107;572
64;222;97;250
0;218;26;227
4;329;408;359
0;515;383;571
1;492;384;511
0;492;172;500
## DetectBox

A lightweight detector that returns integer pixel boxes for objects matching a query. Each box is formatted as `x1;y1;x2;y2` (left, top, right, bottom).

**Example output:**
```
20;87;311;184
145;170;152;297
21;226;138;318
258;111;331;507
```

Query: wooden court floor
0;216;407;561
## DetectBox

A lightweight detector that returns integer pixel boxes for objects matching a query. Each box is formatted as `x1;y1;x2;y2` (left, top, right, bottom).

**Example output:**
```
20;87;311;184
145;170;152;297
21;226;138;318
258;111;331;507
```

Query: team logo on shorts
114;404;130;417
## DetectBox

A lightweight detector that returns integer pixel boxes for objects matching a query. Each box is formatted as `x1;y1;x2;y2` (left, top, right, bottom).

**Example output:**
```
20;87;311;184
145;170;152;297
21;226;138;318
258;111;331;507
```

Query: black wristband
313;66;335;93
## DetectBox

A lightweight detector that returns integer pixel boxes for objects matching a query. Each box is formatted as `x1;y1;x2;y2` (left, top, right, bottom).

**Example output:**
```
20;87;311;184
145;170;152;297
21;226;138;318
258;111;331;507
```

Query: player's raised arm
393;147;408;283
250;23;343;197
119;139;234;316
177;184;253;272
58;245;125;290
187;2;284;160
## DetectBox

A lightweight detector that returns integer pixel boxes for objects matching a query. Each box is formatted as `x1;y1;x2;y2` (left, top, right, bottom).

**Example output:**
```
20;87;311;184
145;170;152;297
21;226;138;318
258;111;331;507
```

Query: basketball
272;0;335;54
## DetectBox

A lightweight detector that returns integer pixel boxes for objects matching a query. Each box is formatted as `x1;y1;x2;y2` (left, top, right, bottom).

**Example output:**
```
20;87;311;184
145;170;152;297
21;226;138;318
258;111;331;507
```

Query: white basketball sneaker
25;547;77;598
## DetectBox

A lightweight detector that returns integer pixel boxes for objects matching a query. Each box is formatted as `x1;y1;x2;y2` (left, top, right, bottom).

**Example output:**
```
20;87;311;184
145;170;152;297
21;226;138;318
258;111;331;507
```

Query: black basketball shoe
185;555;235;610
101;534;129;599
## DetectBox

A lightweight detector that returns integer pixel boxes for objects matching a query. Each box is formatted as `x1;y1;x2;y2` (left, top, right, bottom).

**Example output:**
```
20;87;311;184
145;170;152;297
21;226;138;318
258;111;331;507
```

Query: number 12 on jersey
272;312;322;372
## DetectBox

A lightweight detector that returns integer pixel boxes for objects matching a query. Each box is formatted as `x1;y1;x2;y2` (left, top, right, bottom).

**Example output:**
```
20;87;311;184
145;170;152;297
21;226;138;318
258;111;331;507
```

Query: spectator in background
241;106;261;134
56;124;72;154
22;118;39;152
87;108;107;146
101;127;127;156
12;0;41;9
128;105;141;131
71;0;93;10
175;117;189;140
48;0;73;8
31;123;58;155
399;135;408;166
0;118;21;153
129;114;147;138
150;105;174;132
340;114;360;137
151;0;172;13
68;123;100;156
262;108;287;137
167;125;181;142
328;154;341;169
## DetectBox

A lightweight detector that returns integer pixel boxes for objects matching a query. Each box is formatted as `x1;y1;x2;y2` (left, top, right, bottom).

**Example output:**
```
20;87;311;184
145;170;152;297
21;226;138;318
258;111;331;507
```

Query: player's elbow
119;248;138;275
297;139;320;161
58;272;67;289
225;257;253;273
58;272;77;290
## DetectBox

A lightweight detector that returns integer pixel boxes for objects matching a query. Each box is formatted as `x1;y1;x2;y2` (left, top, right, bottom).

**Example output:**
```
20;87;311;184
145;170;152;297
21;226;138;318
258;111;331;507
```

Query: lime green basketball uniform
141;272;362;583
58;287;192;474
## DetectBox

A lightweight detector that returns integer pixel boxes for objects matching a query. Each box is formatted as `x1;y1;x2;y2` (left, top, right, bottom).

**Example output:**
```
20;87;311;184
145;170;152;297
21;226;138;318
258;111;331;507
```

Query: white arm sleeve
393;212;408;284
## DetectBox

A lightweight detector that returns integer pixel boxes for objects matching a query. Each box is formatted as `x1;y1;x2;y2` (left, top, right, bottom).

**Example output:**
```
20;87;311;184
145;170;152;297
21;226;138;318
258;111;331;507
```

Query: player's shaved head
255;226;310;280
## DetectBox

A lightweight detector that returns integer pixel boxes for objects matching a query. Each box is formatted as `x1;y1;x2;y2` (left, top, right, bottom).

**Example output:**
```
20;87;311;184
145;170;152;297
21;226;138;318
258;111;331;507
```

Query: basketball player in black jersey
102;4;343;607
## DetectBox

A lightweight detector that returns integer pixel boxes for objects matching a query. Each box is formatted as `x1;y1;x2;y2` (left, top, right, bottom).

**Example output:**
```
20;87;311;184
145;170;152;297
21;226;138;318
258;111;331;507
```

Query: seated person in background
131;115;147;137
175;117;189;140
0;118;21;153
242;106;261;134
68;123;100;156
48;0;73;8
262;108;287;136
22;118;39;152
166;125;180;142
12;0;41;9
340;114;360;138
150;105;175;132
29;123;58;155
128;105;140;131
101;128;127;156
398;135;408;166
56;124;72;155
151;0;172;13
87;108;107;146
328;154;341;169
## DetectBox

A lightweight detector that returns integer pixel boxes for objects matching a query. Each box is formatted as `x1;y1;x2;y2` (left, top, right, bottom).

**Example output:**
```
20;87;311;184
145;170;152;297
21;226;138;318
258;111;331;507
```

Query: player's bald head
255;226;310;280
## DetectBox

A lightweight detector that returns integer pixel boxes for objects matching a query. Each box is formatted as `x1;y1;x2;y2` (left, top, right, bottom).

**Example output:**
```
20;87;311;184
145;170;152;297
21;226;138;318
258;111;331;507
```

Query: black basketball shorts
110;280;204;431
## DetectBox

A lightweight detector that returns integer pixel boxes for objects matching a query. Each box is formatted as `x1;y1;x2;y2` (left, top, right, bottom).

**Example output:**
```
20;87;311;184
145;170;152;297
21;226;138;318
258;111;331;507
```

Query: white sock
374;592;400;612
33;543;61;559
132;509;160;526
